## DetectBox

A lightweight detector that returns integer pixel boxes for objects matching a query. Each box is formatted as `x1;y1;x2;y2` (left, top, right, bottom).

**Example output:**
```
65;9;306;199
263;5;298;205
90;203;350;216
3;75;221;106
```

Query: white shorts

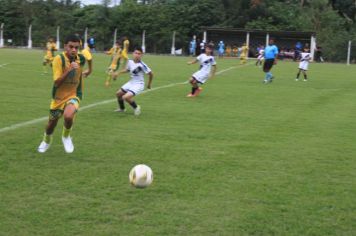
121;81;144;95
299;61;309;71
192;70;210;84
257;55;264;60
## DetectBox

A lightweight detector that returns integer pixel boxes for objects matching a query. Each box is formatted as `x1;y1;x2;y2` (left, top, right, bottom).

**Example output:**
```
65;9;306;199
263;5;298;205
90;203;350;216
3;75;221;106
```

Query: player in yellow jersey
105;41;122;87
38;34;90;154
42;37;57;74
121;36;130;68
240;43;249;64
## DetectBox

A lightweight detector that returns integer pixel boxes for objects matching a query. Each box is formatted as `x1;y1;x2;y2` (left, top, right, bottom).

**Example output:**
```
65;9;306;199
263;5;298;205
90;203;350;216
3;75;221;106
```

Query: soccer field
0;48;355;235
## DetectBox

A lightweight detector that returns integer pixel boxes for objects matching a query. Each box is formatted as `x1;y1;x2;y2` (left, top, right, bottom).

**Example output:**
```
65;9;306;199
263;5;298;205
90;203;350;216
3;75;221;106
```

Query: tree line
0;0;355;61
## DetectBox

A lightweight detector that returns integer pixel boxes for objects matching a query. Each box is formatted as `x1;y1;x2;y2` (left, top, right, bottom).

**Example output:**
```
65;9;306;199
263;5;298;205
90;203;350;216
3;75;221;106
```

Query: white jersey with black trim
197;53;216;74
300;52;310;62
299;52;311;70
126;59;151;83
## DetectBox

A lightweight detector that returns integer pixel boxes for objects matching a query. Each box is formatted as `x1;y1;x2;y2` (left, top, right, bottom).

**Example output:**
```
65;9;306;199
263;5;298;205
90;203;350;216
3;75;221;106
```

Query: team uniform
50;52;86;119
263;44;278;83
81;46;93;62
43;42;57;63
192;53;216;84
240;45;249;64
296;51;311;81
256;48;264;66
298;52;310;71
257;49;264;60
121;59;152;95
122;39;130;60
106;46;122;72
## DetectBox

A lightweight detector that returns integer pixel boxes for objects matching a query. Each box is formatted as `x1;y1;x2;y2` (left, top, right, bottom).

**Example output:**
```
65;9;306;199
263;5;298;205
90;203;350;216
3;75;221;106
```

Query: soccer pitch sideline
0;48;356;235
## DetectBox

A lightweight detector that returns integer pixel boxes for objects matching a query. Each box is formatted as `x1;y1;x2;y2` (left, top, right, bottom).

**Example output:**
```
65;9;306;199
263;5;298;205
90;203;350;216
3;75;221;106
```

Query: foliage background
0;0;356;61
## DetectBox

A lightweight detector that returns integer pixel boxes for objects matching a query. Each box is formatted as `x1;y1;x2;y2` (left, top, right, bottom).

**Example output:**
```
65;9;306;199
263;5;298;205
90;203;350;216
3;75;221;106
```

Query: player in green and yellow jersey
38;34;91;154
240;43;249;65
43;37;57;74
121;36;130;68
105;41;122;87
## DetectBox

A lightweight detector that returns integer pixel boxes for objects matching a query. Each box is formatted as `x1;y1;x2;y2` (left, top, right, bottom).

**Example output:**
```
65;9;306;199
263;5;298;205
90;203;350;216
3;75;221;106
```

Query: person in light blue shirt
218;41;225;58
263;39;278;83
189;39;197;56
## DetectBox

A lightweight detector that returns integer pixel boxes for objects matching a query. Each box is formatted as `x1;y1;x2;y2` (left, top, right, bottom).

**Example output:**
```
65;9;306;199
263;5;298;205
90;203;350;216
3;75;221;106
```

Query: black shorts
263;59;275;72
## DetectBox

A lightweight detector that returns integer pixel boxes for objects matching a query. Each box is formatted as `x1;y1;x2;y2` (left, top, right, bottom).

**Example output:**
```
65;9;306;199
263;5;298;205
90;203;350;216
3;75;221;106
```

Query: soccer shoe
303;79;307;82
263;80;268;84
193;87;203;96
62;136;74;153
295;78;299;81
186;93;194;97
114;108;126;112
134;105;141;116
38;141;51;153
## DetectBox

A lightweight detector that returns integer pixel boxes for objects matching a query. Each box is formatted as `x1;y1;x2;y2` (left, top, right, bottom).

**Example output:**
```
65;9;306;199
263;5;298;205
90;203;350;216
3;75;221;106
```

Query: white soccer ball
129;164;153;188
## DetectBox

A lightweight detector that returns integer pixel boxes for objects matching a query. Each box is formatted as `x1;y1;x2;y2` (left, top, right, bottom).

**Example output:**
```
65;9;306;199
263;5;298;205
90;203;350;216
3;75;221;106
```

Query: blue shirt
218;42;225;51
190;40;196;50
264;45;278;59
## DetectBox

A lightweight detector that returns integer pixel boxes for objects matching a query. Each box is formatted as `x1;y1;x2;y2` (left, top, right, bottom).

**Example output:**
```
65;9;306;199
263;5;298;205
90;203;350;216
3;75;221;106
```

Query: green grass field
0;48;355;235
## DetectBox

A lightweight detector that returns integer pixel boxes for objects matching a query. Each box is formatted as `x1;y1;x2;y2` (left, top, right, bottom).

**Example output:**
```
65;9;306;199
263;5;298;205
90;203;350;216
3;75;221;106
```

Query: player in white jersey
296;47;311;81
256;46;264;66
112;47;153;115
186;44;217;97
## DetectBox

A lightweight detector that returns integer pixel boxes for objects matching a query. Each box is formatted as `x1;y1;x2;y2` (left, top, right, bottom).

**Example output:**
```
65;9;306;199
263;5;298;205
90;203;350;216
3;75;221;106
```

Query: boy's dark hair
133;47;143;53
205;43;214;49
64;34;81;44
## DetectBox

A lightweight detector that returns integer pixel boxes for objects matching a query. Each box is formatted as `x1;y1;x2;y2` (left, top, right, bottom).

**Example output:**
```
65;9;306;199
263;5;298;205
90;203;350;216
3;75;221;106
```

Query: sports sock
62;126;72;138
43;133;52;144
129;101;138;109
296;71;300;79
191;87;198;94
118;98;125;110
304;74;307;80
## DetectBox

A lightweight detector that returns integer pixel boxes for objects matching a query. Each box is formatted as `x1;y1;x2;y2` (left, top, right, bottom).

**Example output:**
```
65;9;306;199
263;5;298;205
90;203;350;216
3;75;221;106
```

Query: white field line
0;63;9;68
0;63;252;133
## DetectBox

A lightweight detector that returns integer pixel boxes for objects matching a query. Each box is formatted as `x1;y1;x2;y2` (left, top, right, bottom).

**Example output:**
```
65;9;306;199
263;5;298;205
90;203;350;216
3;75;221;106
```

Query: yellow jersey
45;42;57;60
122;39;130;59
81;46;93;61
50;52;86;110
240;46;249;57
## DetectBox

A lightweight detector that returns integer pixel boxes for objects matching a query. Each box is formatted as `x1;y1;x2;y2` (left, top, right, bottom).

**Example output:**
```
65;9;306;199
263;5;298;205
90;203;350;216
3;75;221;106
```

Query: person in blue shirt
218;40;225;58
263;39;278;84
189;39;196;56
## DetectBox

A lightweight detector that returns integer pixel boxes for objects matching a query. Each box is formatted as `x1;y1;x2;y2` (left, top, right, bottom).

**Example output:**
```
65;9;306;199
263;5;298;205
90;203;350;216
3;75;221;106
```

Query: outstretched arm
147;71;153;89
187;58;198;65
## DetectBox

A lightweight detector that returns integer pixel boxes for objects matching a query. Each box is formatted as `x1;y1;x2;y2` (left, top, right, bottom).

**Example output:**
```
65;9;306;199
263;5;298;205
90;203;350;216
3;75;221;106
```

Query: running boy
112;47;153;116
37;34;88;153
186;43;217;97
263;39;278;84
